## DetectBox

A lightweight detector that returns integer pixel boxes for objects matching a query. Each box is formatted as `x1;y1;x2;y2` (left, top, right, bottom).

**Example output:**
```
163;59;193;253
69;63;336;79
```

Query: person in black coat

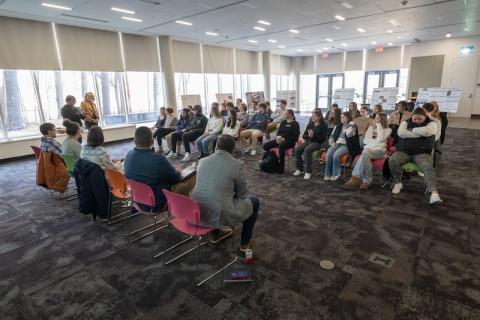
263;109;300;174
293;109;328;180
61;95;85;127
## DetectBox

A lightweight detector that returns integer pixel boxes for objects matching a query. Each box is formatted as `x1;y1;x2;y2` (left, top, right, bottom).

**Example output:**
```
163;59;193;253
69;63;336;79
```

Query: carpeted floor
0;125;479;320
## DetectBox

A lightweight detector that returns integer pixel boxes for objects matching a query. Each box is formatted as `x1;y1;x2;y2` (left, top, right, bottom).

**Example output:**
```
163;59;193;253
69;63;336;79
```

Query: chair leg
128;219;168;243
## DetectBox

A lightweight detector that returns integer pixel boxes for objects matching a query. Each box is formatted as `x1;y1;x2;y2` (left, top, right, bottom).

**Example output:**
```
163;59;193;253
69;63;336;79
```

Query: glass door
316;73;344;112
363;70;400;103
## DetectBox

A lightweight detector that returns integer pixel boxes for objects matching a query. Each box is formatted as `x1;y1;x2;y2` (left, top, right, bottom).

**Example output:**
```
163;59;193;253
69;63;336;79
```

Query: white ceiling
0;0;479;56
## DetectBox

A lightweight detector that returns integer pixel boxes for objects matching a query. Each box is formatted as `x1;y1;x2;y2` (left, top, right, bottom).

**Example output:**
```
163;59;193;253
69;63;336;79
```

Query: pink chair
271;138;304;171
125;179;168;255
162;189;238;287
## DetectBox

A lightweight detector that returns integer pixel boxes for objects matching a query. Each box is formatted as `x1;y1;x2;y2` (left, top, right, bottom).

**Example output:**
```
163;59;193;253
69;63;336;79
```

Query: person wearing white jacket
388;107;442;205
194;105;224;159
345;113;392;189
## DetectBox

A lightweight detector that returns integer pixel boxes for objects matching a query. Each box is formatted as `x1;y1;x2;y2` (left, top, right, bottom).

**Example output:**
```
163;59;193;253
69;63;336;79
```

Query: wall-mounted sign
460;44;475;55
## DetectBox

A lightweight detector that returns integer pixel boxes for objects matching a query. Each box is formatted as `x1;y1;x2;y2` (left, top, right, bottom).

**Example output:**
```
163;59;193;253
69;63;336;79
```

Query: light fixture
357;28;365;33
122;16;142;22
333;25;341;30
296;48;304;52
257;20;271;26
322;47;329;50
248;39;258;43
388;42;393;46
397;35;403;39
253;26;266;31
205;31;218;36
326;38;334;42
111;7;135;14
268;39;278;43
341;43;347;46
289;29;299;34
334;15;346;21
175;20;193;26
316;49;323;52
446;32;452;38
371;41;377;45
41;2;72;10
387;29;393;34
341;2;354;9
389;19;401;27
278;45;286;49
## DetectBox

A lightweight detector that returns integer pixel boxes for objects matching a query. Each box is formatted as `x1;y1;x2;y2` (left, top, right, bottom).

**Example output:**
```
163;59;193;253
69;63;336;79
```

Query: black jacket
75;159;110;220
303;121;328;144
277;120;300;145
186;115;208;133
61;105;84;127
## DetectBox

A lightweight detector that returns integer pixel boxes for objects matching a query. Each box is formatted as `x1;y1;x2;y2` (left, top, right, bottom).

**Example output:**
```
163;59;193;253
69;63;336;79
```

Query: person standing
61;95;84;127
80;92;100;129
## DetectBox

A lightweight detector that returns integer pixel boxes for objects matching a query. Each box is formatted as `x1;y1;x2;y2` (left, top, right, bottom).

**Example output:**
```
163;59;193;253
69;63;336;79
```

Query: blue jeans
352;149;385;184
324;144;349;177
195;133;219;157
241;196;260;245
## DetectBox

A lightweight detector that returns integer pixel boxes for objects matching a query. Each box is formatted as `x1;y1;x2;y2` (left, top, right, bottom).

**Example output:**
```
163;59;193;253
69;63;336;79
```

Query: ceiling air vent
140;0;162;4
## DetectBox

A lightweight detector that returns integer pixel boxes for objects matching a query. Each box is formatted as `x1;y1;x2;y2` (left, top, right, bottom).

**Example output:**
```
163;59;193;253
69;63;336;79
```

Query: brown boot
344;176;361;189
359;183;370;190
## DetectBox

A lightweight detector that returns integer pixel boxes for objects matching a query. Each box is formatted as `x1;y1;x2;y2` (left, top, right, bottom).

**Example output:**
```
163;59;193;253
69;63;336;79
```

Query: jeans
295;141;322;173
241;196;260;245
182;131;203;153
195;133;220;157
324;144;349;177
154;127;175;146
170;131;184;153
388;151;437;192
352;149;385;184
263;139;296;172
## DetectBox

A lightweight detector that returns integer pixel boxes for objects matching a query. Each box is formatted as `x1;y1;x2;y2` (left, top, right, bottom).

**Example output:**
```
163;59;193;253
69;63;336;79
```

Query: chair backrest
106;168;128;195
31;146;41;161
162;189;201;226
61;154;76;172
126;179;156;208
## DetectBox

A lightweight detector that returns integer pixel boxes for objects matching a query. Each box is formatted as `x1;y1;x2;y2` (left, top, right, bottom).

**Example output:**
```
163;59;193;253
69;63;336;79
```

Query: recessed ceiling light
446;33;452;38
357;28;365;33
389;19;401;27
253;26;266;31
371;41;377;45
258;20;271;26
278;45;286;49
334;15;346;21
268;39;277;43
333;25;341;30
122;16;142;22
341;43;347;46
387;29;393;34
341;2;354;9
289;29;300;34
326;38;334;42
316;49;323;52
388;42;393;46
205;31;218;36
397;35;403;39
175;20;193;26
248;39;258;43
41;2;72;10
322;47;329;50
296;48;304;52
111;7;135;14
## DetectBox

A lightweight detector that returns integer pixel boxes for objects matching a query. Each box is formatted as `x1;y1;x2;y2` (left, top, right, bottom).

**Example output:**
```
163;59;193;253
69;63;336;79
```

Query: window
175;73;206;110
125;72;164;123
398;68;409;101
344;71;364;104
316;73;344;111
271;74;296;107
234;74;248;101
300;74;316;112
205;73;219;109
363;70;400;104
248;74;264;92
219;74;234;96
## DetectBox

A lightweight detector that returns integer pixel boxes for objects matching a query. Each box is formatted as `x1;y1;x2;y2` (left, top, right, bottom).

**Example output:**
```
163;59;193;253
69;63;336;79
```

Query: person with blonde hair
195;104;224;159
80;92;100;129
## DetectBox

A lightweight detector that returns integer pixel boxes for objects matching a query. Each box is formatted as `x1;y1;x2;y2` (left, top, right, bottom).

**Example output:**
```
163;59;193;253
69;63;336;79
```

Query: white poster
245;91;265;107
215;93;233;104
180;94;201;108
333;88;355;109
416;88;462;113
276;90;297;111
371;87;399;110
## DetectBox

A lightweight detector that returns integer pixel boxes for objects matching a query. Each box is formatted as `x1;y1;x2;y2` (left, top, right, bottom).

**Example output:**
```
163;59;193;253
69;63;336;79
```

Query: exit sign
375;47;384;53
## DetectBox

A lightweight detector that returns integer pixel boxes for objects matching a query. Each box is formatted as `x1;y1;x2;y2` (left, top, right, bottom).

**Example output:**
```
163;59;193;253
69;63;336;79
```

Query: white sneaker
429;192;443;205
166;151;176;158
250;149;257;156
181;152;191;162
324;176;330;181
392;183;403;194
330;175;340;181
304;173;311;180
191;162;197;169
293;169;303;176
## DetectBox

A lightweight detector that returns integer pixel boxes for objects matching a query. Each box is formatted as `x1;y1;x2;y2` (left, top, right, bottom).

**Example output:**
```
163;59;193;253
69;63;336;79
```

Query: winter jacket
36;151;69;193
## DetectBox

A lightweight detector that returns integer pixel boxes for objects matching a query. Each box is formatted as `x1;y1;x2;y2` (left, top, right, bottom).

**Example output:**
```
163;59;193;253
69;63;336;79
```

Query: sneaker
210;229;233;244
155;149;163;155
429;192;443;205
191;162;197;169
330;175;341;181
304;173;312;180
344;176;361;189
240;239;253;252
359;182;370;190
293;169;303;176
250;149;257;156
324;176;331;181
166;151;176;158
181;152;191;162
392;183;403;194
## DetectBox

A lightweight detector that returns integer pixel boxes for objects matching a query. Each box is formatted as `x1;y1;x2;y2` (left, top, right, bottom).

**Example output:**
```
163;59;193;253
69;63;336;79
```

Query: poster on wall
416;88;462;113
371;87;399;110
215;93;233;104
180;94;202;108
276;90;297;111
245;91;265;107
333;88;355;109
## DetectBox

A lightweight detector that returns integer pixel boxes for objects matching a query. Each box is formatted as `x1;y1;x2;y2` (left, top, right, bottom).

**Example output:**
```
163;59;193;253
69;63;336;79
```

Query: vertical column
158;36;177;109
262;51;271;102
294;57;302;111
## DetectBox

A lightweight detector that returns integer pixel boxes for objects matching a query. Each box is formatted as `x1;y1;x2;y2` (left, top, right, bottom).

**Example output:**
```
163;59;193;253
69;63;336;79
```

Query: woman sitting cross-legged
293;109;328;180
262;109;300;174
195;105;224;160
324;111;356;181
345;112;392;190
388;107;442;205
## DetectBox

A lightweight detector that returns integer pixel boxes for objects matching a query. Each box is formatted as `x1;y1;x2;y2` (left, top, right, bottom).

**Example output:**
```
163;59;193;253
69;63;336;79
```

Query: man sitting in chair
191;134;260;252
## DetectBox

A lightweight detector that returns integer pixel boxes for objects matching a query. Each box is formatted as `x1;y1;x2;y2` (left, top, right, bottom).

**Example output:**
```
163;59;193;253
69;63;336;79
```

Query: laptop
179;164;196;181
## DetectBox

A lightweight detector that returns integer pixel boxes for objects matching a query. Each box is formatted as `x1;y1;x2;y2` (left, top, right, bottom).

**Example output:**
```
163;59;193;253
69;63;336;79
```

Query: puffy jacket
36;152;69;192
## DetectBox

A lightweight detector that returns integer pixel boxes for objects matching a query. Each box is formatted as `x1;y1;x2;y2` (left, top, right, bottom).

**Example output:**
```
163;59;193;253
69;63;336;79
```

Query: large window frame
315;73;345;111
363;70;400;104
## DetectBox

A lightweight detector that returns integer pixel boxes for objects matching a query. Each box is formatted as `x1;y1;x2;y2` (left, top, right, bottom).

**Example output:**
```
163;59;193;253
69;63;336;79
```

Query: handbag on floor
259;150;280;174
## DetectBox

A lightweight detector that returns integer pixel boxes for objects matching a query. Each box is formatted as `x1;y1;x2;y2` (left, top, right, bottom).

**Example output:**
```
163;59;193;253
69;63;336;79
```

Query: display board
416;88;462;113
333;88;355;109
245;91;265;107
180;94;201;108
276;90;297;111
215;93;233;104
371;87;399;110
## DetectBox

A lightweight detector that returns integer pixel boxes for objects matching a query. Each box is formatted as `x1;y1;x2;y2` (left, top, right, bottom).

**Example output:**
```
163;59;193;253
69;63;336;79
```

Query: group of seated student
265;99;287;139
151;107;178;152
195;104;224;160
239;103;270;156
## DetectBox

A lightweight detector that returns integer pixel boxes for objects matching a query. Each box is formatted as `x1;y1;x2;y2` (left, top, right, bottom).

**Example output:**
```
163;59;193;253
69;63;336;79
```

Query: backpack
346;125;362;160
259;151;280;173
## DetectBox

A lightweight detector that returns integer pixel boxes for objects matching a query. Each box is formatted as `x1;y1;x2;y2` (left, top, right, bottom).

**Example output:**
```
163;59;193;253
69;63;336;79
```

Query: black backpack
346;125;362;160
259;151;280;173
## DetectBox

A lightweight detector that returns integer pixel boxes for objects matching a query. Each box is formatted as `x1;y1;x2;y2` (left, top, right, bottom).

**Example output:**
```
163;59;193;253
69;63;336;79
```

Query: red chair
31;146;41;162
271;138;304;171
125;179;168;254
105;169;135;225
162;189;238;287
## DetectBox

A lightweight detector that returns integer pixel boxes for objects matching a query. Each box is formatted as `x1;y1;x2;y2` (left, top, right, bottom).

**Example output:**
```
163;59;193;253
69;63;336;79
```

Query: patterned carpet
0;125;479;320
